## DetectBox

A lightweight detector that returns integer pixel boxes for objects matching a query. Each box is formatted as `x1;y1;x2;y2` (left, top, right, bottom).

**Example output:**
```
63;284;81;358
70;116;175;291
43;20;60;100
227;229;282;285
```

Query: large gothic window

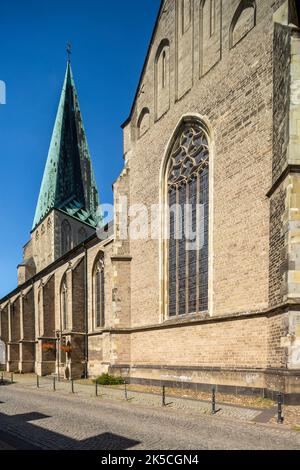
166;120;209;317
61;220;72;255
60;275;68;331
93;253;105;329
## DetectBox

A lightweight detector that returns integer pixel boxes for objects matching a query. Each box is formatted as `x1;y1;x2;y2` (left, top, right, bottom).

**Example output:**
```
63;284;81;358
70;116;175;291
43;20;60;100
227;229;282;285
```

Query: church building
1;0;300;403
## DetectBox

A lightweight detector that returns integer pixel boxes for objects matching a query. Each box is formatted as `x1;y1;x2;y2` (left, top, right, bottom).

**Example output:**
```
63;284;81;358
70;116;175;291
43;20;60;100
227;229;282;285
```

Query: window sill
163;312;210;327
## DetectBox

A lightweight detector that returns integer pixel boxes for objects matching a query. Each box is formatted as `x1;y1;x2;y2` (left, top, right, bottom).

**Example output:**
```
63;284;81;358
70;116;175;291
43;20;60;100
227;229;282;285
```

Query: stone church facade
1;0;300;402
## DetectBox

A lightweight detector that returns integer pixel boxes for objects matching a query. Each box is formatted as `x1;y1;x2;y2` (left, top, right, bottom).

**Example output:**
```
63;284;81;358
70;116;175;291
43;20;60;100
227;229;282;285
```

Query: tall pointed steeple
32;60;100;231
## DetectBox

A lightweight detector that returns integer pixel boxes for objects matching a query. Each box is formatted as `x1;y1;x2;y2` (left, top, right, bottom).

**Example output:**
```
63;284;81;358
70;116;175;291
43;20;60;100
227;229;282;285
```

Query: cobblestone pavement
0;383;300;450
7;375;265;421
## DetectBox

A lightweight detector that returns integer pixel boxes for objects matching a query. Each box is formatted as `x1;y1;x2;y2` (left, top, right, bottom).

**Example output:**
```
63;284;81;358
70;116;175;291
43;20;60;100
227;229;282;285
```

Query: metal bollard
36;375;39;389
71;379;74;394
277;393;284;424
124;380;128;401
11;373;13;384
211;387;216;415
1;372;3;384
95;381;98;397
53;376;56;392
162;385;166;406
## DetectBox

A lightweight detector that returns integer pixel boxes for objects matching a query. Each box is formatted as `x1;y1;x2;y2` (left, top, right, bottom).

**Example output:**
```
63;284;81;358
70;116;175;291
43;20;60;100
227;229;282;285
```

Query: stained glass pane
167;121;209;317
199;167;209;312
178;185;186;315
188;178;197;313
168;189;177;317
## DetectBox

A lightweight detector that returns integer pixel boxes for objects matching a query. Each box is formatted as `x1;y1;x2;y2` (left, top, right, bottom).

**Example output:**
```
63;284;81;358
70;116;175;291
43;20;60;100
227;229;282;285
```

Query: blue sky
0;0;161;298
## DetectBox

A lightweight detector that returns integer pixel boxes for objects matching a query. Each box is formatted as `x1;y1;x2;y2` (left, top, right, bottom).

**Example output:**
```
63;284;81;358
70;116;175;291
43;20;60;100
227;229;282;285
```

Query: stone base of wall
36;361;55;376
6;361;19;373
18;361;35;373
109;365;300;405
88;362;110;378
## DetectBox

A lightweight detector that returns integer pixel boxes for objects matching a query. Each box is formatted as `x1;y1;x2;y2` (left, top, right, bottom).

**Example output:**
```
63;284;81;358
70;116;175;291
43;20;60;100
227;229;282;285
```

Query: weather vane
66;43;72;63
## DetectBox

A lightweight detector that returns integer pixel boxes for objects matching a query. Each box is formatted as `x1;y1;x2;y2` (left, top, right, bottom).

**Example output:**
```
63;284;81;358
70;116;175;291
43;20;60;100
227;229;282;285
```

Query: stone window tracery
167;120;209;317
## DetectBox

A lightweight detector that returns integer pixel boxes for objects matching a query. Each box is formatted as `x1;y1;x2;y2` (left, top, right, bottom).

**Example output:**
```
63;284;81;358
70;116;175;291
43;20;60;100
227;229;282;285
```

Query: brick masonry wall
269;184;286;305
272;22;291;183
124;0;276;326
130;316;268;369
2;0;300;393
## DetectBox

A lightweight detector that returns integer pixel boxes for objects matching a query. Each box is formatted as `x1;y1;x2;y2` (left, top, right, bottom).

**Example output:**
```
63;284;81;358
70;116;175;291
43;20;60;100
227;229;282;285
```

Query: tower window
61;220;72;255
78;227;87;244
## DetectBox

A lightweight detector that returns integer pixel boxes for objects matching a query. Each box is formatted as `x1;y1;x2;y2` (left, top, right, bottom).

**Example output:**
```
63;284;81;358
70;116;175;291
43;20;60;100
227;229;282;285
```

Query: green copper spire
32;61;100;230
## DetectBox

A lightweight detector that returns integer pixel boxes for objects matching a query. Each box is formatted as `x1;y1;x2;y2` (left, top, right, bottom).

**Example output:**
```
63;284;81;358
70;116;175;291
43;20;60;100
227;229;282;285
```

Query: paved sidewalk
5;374;270;423
0;383;299;450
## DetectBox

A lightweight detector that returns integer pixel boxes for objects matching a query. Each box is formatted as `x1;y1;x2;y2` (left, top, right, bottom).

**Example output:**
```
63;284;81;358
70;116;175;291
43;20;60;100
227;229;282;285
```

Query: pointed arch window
165;119;209;317
61;220;72;255
93;253;105;329
155;39;170;121
38;289;43;337
60;275;68;331
78;227;87;244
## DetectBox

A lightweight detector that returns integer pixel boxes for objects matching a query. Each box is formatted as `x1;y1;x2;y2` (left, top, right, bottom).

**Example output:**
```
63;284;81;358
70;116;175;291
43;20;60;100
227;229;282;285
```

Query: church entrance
0;340;6;367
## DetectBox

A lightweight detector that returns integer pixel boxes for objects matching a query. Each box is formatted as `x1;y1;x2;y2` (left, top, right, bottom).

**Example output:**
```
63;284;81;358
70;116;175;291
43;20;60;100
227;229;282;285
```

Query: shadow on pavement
0;410;141;450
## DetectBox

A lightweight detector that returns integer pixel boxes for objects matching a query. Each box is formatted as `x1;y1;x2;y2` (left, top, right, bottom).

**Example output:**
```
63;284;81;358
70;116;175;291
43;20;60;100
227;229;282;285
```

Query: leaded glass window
38;289;42;337
167;121;209;317
93;254;105;328
61;276;68;331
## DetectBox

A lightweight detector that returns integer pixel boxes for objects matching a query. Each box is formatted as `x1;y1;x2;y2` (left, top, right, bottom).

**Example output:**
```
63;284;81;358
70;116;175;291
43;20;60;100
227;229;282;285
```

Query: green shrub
94;373;124;386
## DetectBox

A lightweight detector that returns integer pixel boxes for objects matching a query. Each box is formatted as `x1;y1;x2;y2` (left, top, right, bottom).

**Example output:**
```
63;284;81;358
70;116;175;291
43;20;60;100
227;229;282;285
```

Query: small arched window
60;275;68;331
137;108;150;139
165;118;210;317
93;253;105;329
61;220;72;255
78;227;87;244
155;39;170;120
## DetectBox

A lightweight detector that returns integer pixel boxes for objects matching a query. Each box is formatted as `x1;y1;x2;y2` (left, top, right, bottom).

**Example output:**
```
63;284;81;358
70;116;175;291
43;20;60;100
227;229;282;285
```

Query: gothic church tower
18;60;100;283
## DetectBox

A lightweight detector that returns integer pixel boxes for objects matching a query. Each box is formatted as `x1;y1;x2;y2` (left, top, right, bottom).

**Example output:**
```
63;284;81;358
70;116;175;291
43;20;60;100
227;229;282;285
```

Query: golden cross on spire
66;43;72;63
